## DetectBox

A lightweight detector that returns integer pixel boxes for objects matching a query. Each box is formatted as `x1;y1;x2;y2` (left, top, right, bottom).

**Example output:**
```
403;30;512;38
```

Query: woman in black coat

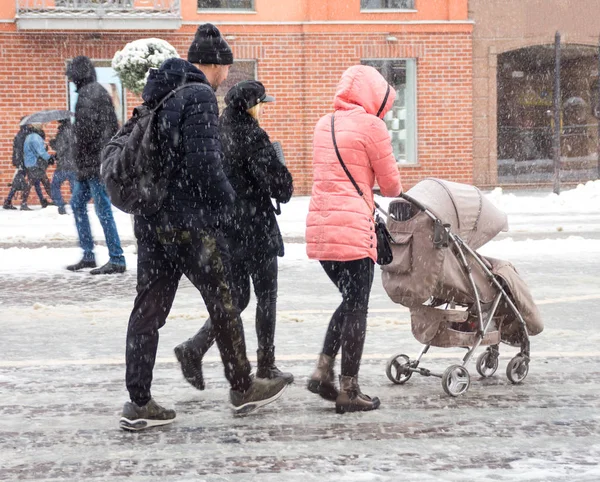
175;81;295;387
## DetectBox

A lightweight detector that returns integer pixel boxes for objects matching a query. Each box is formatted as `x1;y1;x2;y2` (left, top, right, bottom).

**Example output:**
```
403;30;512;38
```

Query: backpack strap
152;82;212;113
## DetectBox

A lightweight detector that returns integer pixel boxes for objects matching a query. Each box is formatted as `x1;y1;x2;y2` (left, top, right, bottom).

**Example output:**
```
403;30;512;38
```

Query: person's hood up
142;58;212;106
333;65;396;118
66;56;97;90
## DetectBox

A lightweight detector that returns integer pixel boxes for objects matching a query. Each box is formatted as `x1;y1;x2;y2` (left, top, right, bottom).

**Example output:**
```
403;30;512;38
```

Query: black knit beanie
188;23;233;65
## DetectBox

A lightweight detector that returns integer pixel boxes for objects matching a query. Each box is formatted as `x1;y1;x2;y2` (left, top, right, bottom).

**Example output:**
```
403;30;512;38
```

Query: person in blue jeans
21;124;55;211
49;120;77;215
66;56;125;275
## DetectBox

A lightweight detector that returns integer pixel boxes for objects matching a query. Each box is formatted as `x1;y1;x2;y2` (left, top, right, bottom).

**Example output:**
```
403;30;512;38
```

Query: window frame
65;59;127;127
360;0;417;13
197;0;255;13
362;57;418;166
215;59;258;110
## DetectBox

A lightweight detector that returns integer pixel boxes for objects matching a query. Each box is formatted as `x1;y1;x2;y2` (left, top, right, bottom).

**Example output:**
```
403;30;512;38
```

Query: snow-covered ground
1;181;600;481
1;180;599;245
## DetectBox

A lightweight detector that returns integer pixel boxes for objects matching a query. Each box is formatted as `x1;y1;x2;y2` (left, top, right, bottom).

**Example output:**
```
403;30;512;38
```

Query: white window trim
196;9;256;13
363;57;418;166
197;0;255;13
360;9;418;13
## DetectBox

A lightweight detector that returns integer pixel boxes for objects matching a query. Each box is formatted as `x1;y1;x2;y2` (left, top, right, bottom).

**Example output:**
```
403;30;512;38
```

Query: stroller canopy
406;178;508;249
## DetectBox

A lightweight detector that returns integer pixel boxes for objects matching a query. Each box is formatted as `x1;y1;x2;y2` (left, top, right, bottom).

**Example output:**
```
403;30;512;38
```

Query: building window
360;0;415;10
198;0;254;10
362;59;417;165
215;60;257;109
67;60;126;126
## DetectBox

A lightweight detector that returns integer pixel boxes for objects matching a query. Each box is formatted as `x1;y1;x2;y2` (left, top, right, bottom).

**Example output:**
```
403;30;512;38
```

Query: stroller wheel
476;351;499;378
442;365;471;397
506;355;529;384
386;354;412;385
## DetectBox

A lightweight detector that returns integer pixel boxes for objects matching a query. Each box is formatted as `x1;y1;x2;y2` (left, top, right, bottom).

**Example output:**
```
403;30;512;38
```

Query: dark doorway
497;44;599;184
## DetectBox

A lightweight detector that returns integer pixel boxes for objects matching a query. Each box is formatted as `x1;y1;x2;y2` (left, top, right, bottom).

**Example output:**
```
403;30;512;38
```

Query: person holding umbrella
21;123;55;210
3;120;53;211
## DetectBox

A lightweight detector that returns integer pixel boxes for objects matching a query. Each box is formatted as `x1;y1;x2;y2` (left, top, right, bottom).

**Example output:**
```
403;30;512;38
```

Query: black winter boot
66;258;97;271
173;340;206;391
307;353;338;401
3;202;16;210
174;321;215;390
90;262;126;275
20;204;33;211
335;375;380;414
256;346;294;384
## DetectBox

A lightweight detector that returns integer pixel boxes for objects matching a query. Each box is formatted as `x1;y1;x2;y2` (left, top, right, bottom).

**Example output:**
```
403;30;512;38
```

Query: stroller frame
384;193;532;397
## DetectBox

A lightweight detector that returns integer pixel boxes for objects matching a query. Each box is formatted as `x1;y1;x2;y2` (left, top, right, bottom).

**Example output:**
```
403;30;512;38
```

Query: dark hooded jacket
141;58;236;227
49;121;75;172
67;56;118;180
12;125;35;169
219;104;293;259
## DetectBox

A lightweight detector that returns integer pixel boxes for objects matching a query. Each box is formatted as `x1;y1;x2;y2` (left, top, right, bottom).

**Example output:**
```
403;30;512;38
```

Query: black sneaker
230;377;288;416
174;342;205;390
20;204;33;211
3;203;16;210
119;399;176;431
67;259;97;271
90;262;126;275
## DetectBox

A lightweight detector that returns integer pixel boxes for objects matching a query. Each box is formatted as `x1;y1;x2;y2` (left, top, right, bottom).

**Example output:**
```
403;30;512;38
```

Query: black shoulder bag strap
331;112;383;212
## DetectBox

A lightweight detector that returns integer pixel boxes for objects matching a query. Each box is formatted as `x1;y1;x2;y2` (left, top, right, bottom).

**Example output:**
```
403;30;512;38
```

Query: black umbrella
20;110;73;126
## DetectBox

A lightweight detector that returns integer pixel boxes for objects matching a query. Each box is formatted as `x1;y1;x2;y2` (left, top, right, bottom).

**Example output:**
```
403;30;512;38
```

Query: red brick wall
0;30;472;201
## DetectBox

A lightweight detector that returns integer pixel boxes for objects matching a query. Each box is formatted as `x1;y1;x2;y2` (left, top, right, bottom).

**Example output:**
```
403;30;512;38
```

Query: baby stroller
381;178;543;396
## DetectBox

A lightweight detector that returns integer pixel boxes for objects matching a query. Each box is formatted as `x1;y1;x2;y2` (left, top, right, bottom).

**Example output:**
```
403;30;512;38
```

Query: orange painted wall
0;0;473;200
185;0;467;23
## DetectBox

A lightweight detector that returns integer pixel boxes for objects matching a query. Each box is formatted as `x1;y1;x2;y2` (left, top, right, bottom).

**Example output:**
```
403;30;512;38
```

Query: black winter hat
188;23;233;65
225;80;275;111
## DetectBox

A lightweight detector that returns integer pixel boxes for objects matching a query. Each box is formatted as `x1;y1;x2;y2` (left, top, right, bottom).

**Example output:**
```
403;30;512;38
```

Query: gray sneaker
119;399;176;431
230;376;288;416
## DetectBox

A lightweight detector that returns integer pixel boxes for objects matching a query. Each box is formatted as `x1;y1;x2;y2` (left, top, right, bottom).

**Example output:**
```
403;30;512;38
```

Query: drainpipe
553;31;561;194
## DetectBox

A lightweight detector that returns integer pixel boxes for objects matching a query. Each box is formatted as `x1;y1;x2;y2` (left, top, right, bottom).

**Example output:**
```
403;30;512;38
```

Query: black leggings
188;254;279;353
320;258;375;377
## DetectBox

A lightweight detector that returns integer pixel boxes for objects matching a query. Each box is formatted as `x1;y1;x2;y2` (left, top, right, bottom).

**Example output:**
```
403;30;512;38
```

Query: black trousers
126;216;252;406
320;258;375;377
23;168;51;204
187;254;279;356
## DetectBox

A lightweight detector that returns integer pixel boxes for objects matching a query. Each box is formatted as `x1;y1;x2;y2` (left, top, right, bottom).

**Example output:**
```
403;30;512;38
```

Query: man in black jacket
119;24;288;431
66;56;125;275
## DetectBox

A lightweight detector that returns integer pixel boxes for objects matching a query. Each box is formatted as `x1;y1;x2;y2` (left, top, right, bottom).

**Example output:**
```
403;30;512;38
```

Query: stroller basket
411;305;501;348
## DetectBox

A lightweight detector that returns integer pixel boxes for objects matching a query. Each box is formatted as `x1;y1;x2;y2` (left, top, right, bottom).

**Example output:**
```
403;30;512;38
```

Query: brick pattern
0;30;472;200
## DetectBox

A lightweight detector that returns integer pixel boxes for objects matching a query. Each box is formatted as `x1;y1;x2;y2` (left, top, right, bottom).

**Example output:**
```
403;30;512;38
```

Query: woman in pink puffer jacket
306;65;402;414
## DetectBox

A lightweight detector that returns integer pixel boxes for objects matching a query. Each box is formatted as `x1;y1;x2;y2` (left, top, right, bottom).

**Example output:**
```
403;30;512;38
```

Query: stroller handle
400;192;428;212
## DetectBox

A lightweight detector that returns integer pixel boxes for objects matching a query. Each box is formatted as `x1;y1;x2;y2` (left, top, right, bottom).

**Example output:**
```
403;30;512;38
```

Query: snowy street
1;185;600;481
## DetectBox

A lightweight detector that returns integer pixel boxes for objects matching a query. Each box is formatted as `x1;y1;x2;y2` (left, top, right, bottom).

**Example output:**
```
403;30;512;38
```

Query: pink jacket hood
333;65;396;118
306;65;402;264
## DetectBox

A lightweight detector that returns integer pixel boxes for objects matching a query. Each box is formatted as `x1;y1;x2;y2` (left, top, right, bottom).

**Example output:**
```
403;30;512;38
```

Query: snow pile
112;38;179;94
485;180;600;214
